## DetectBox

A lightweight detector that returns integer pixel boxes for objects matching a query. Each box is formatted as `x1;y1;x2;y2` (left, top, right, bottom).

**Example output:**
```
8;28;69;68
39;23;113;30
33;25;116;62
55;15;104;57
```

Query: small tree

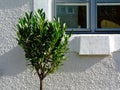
16;9;70;90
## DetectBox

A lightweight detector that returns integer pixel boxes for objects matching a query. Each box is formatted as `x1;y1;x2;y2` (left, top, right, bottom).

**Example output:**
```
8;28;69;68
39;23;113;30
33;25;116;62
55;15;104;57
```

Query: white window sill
79;36;110;55
69;35;114;55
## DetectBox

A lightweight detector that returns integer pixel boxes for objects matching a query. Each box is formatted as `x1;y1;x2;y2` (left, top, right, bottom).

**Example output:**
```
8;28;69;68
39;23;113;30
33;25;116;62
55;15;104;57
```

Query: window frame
55;0;120;34
55;2;90;32
96;3;120;32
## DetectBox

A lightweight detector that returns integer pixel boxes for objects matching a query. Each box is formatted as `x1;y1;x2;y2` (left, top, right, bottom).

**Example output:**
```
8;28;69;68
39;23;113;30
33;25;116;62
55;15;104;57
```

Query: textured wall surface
1;0;120;90
0;0;33;55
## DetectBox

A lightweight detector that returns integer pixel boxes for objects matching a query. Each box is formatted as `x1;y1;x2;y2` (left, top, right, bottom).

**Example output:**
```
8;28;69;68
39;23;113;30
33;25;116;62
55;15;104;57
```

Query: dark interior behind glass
97;5;120;28
57;5;86;28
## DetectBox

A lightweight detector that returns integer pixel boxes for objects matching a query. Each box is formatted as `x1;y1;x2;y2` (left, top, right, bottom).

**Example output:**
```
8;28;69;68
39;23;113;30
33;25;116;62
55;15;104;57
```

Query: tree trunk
40;79;43;90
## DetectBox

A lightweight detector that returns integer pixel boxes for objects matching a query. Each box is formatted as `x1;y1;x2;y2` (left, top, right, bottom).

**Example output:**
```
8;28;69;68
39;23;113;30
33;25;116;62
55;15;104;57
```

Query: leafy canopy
16;9;70;79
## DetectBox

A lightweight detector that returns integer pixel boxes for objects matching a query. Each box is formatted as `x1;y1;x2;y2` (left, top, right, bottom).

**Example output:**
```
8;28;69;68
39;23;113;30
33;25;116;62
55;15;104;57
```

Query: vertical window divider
90;0;97;32
87;1;90;31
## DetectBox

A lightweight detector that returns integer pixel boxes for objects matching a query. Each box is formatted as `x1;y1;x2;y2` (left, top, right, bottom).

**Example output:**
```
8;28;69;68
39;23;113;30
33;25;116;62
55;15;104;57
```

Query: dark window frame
55;0;120;34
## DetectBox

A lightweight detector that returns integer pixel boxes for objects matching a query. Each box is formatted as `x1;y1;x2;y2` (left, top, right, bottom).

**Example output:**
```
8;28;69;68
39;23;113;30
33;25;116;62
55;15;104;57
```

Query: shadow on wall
0;46;26;77
58;37;109;73
0;0;33;77
0;37;115;77
0;0;33;9
112;51;120;72
0;46;107;76
59;52;108;73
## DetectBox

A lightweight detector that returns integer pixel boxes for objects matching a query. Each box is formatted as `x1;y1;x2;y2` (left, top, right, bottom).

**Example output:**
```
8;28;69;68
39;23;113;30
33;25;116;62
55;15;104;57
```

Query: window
56;5;87;28
55;0;120;33
97;3;120;29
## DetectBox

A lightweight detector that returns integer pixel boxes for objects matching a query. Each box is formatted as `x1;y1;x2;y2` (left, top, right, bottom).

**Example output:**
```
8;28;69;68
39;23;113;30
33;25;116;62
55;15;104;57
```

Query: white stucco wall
1;0;120;90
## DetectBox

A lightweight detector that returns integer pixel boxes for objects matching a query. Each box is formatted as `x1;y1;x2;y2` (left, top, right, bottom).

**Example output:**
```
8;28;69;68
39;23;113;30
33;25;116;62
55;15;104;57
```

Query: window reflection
56;5;87;28
97;5;120;28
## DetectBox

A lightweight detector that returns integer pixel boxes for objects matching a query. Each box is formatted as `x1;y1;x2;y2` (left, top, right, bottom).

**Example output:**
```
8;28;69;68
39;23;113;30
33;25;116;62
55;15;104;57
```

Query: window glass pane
97;4;120;28
56;5;87;28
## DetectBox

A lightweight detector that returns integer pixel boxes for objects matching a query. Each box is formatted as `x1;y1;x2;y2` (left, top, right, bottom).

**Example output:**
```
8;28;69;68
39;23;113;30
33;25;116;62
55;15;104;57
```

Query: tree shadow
112;51;120;72
58;37;109;73
0;46;26;76
59;52;108;73
0;0;33;77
